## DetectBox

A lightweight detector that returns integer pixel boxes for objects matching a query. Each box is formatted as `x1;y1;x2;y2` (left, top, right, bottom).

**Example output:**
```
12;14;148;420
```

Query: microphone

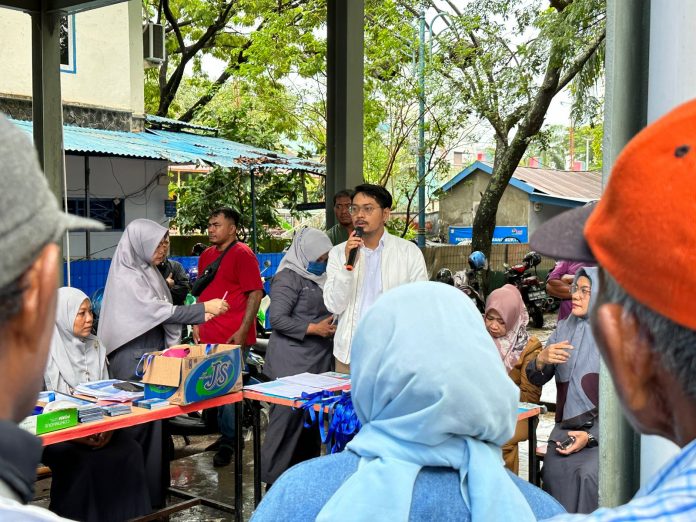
345;227;363;271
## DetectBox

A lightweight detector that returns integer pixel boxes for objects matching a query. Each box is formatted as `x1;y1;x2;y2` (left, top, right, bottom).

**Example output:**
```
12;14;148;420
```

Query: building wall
439;170;530;229
527;201;569;237
62;155;170;259
0;0;144;118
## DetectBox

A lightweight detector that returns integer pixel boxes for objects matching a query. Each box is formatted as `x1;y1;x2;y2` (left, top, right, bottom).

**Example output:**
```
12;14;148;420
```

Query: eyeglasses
334;203;351;211
156;239;170;251
348;204;381;216
570;283;591;297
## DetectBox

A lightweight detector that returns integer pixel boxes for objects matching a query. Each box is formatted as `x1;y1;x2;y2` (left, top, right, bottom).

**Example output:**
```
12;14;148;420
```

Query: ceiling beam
0;0;127;14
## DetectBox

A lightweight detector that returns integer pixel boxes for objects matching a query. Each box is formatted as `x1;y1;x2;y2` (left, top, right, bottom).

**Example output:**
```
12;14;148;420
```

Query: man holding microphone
323;184;427;373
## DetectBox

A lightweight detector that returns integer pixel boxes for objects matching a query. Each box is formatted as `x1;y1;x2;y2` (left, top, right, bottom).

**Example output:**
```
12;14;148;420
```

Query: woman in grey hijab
97;219;228;509
526;267;600;513
42;287;152;522
261;227;335;486
98;218;228;380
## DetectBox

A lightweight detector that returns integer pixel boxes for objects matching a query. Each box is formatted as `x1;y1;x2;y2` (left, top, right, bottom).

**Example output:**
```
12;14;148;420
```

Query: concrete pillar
598;0;651;507
639;0;696;485
31;9;65;282
325;0;364;227
31;10;65;202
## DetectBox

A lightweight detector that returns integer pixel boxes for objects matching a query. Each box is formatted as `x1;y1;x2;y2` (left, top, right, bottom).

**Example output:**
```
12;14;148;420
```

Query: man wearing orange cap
531;98;696;521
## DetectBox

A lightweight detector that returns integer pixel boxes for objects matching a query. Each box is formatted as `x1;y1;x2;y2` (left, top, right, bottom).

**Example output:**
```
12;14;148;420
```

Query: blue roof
11;119;324;174
440;161;600;205
440;161;534;193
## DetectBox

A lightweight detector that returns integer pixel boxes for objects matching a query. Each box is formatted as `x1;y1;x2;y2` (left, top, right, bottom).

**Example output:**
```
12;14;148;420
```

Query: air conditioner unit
143;22;165;64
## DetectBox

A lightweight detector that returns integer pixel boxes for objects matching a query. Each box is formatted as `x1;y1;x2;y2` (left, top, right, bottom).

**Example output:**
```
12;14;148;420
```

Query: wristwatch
586;432;598;448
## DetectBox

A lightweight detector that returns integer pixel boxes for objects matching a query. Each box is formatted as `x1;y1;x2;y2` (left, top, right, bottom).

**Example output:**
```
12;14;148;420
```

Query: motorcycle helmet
435;268;454;286
523;251;542;268
468;251;487;271
90;287;104;320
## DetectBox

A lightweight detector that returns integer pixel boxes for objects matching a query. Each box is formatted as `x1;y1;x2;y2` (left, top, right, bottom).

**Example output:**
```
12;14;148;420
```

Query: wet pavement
33;313;560;520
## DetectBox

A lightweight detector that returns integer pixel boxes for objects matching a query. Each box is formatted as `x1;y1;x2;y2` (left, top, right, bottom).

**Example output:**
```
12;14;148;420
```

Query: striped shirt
548;438;696;521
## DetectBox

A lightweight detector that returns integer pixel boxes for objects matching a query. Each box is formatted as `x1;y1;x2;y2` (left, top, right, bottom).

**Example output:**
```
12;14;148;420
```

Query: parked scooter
435;251;487;314
503;251;548;328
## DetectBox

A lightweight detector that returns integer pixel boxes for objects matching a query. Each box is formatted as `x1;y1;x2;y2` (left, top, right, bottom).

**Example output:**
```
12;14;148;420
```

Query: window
60;15;76;74
453;151;463;166
67;198;124;230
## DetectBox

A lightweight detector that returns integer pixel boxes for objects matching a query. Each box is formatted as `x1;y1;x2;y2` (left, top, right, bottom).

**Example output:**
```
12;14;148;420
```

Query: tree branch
550;0;573;12
556;28;606;94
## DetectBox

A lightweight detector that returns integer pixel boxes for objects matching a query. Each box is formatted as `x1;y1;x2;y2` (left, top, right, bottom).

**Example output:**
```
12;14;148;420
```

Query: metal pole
325;0;364;228
85;156;91;259
250;170;258;254
417;8;426;248
598;0;650;507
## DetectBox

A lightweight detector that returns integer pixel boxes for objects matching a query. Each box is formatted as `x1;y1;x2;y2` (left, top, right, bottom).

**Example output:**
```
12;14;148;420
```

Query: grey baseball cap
529;203;597;263
0;114;104;288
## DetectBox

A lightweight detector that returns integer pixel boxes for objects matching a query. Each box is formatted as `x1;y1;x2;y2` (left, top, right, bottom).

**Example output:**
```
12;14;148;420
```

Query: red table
40;392;245;522
243;386;541;506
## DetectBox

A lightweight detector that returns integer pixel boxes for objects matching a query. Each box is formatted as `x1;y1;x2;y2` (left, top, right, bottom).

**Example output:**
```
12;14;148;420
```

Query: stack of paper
244;372;351;399
74;379;144;402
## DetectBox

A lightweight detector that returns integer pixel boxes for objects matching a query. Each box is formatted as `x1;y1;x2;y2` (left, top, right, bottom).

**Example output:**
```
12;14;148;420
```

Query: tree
360;1;480;236
431;0;606;278
525;122;603;171
143;0;326;120
172;166;322;250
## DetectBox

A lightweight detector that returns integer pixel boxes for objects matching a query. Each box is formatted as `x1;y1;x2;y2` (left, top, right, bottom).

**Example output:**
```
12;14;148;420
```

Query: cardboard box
141;344;243;405
20;408;78;435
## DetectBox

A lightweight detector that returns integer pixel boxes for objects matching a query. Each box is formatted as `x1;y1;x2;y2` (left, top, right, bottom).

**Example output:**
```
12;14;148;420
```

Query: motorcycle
435;251;487;314
503;251;549;328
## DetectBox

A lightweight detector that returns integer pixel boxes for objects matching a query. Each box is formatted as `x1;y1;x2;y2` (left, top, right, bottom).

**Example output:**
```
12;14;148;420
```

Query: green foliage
527;123;603;171
386;217;416;241
171;166;316;247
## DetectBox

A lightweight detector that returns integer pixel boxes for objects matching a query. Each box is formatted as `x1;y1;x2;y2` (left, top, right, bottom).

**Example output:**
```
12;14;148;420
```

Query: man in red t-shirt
193;207;263;467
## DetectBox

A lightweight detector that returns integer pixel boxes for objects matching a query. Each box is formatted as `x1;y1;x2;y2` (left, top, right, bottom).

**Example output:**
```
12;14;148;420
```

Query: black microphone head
354;226;364;237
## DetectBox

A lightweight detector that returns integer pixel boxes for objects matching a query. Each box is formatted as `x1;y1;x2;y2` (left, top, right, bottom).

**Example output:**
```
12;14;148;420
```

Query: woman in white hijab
98;219;228;381
44;287;108;393
260;227;335;487
42;287;151;522
251;282;565;521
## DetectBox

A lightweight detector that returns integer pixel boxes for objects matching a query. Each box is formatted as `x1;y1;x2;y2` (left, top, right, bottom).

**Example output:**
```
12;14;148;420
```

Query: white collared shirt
357;231;386;319
324;230;429;364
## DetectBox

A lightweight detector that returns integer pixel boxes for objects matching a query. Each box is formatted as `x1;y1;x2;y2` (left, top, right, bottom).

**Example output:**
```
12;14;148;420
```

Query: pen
222;291;228;301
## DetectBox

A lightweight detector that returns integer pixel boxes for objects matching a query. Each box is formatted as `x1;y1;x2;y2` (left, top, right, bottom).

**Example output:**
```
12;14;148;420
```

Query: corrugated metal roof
441;161;600;201
507;164;601;200
148;129;324;173
11;119;324;174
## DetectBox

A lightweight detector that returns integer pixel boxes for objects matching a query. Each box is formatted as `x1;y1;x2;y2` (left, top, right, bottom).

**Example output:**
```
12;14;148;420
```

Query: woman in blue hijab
251;281;564;521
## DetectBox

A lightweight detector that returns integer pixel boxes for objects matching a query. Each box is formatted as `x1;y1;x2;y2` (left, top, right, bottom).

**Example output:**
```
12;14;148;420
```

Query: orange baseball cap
531;98;696;330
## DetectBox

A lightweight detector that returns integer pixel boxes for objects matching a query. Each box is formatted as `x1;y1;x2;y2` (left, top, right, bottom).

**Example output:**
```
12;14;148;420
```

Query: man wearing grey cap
0;114;103;519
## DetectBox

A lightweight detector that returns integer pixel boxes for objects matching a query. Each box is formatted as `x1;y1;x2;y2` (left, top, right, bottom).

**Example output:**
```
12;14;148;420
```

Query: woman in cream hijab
42;287;151;522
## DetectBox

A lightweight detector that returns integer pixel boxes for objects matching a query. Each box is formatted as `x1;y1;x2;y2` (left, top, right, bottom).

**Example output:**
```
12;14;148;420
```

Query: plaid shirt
549;438;696;521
